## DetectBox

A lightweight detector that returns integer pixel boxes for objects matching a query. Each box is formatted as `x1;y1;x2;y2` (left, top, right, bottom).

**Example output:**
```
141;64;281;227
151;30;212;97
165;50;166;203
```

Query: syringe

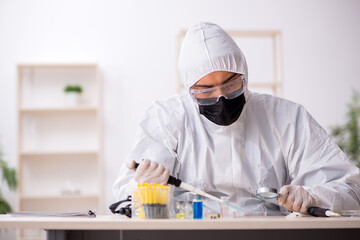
133;162;244;212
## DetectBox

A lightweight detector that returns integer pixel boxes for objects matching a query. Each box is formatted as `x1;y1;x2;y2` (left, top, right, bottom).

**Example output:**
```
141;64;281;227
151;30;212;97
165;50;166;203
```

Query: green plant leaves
331;90;360;168
0;147;17;214
64;85;83;93
0;196;12;214
0;159;17;190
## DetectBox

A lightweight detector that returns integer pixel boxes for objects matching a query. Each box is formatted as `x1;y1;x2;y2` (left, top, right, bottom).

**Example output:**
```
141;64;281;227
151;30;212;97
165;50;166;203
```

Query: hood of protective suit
178;22;249;96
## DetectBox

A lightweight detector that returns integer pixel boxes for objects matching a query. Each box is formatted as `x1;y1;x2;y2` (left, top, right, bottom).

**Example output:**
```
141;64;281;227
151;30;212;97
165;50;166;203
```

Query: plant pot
65;92;81;106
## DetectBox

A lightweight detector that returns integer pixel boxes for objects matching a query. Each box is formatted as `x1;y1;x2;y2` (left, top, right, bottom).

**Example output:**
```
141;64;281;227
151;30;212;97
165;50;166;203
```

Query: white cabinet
16;64;103;240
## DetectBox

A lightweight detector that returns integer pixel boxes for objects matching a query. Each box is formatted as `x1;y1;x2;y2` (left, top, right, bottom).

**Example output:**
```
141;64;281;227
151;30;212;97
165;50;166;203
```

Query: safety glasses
189;75;245;105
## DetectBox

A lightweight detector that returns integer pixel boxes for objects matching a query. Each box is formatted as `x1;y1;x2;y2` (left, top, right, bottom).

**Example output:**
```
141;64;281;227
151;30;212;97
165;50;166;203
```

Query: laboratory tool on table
233;211;267;217
341;210;360;217
133;162;243;212
307;207;341;217
10;210;96;218
193;195;203;219
175;200;194;219
255;187;342;217
175;201;185;219
256;187;278;200
220;196;230;218
184;201;193;218
136;183;170;219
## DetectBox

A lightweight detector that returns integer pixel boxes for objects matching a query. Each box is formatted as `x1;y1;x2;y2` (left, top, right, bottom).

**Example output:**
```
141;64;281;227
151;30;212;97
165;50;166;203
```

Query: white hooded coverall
113;22;360;215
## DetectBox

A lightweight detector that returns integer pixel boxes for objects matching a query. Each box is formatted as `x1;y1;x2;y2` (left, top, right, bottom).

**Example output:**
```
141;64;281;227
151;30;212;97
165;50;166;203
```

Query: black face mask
199;93;246;126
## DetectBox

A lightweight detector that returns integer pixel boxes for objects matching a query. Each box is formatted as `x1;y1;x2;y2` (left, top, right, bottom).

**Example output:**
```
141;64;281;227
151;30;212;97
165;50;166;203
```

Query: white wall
0;0;359;219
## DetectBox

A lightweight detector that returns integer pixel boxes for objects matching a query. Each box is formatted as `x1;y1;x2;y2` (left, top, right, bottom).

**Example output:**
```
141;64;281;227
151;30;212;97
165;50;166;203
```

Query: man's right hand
126;159;170;185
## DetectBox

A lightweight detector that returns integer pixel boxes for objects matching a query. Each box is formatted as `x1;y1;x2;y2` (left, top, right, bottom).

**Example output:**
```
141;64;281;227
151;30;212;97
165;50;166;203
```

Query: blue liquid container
193;195;203;219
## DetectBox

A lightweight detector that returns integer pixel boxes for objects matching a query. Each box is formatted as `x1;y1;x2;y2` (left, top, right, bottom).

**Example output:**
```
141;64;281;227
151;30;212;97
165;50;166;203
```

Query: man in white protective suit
113;22;360;216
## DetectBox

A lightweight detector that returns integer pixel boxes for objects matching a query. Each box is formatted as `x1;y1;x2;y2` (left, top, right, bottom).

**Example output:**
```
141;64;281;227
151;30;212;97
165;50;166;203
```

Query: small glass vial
184;201;193;219
220;196;230;218
193;195;203;219
175;201;185;219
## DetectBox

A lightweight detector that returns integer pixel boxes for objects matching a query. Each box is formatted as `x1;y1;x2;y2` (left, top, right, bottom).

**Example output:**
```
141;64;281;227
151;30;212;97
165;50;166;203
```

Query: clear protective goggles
189;75;246;106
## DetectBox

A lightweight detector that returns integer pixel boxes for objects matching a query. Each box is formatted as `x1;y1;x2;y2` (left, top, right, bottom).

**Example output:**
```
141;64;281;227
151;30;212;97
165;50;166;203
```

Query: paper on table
8;210;96;218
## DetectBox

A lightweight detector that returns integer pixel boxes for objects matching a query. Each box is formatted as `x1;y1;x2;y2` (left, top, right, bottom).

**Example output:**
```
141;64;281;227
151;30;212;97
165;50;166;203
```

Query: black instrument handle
134;162;182;187
307;206;329;217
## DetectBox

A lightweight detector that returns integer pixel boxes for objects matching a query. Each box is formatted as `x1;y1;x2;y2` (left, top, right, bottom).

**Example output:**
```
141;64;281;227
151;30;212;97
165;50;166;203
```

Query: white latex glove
277;185;317;214
126;159;170;185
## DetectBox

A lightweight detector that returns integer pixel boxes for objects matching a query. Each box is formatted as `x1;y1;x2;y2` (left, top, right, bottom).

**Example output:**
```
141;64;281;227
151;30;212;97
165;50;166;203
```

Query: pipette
133;162;243;212
178;181;244;212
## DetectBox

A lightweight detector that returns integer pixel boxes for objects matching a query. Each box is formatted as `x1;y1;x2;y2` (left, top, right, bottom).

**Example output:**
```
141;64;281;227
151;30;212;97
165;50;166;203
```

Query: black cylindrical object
307;207;329;217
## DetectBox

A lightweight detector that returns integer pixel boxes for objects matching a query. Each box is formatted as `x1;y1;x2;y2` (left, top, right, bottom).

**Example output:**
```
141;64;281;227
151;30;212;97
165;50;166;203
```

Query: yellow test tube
137;184;146;204
155;184;161;204
152;184;157;204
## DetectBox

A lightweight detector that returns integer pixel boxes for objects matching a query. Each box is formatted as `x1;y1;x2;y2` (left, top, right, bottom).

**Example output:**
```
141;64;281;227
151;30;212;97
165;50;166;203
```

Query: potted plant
331;91;360;168
64;85;83;106
0;146;17;214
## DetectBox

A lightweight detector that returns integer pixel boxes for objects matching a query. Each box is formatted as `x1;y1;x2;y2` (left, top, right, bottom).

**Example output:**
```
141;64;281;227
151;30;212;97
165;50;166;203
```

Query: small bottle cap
194;195;202;200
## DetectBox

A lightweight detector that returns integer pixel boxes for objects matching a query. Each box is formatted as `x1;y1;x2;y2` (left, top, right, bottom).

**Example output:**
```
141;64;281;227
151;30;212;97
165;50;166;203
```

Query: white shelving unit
16;64;103;240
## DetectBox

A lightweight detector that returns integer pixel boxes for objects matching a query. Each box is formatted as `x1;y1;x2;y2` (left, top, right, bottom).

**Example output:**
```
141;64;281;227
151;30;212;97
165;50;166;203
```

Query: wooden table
1;215;360;240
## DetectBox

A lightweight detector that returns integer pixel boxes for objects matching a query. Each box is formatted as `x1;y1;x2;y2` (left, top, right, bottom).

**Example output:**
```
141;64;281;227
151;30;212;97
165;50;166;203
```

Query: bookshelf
16;64;103;240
